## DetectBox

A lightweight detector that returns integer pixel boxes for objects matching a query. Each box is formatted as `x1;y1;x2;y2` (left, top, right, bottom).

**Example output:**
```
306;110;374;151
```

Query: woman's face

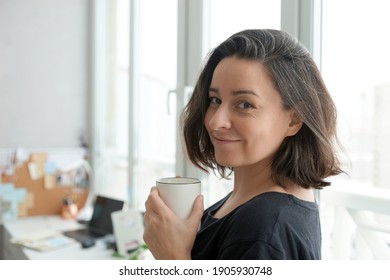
204;56;300;169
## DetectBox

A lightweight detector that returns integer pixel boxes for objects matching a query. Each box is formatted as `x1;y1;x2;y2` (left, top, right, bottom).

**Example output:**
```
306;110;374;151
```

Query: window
321;0;390;259
131;0;178;209
322;0;390;188
91;0;130;201
206;0;281;48
91;0;178;208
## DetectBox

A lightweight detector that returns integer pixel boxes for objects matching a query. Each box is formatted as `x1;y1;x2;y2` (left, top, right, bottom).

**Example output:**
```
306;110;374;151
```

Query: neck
232;161;315;203
213;161;314;219
232;160;282;199
213;161;283;219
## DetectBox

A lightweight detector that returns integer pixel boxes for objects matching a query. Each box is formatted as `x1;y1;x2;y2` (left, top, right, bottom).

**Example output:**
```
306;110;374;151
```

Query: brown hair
182;29;343;189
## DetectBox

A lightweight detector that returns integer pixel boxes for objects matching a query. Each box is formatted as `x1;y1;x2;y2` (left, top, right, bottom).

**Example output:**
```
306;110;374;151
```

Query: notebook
63;195;124;242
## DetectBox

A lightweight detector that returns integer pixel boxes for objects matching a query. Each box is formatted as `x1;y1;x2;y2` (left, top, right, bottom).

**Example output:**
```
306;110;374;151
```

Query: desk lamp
59;158;94;222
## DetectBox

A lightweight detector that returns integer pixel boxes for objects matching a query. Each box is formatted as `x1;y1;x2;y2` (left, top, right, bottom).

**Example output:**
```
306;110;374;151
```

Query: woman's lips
212;135;240;144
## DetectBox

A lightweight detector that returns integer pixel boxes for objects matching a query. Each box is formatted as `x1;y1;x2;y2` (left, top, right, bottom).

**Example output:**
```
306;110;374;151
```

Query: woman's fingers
145;186;173;217
187;194;204;228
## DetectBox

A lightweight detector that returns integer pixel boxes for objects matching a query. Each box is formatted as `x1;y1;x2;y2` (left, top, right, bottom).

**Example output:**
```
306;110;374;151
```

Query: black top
191;192;321;260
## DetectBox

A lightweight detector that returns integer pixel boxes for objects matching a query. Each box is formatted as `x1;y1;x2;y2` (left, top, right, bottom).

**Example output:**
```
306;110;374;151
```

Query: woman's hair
182;29;343;189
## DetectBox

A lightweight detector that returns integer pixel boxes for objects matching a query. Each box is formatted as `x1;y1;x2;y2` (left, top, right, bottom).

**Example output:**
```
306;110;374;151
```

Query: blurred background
1;0;389;259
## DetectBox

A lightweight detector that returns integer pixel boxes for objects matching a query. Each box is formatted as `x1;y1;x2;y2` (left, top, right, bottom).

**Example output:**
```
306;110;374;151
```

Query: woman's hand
143;187;204;260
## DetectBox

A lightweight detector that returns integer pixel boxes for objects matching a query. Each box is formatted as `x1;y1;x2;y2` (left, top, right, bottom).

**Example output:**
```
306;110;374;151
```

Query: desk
2;215;120;260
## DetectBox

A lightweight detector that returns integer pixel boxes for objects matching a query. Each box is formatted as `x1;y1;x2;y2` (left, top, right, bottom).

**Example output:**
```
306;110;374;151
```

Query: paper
27;152;48;180
10;230;76;251
27;162;39;180
44;161;56;174
43;174;56;189
29;152;48;163
0;183;26;221
111;209;144;258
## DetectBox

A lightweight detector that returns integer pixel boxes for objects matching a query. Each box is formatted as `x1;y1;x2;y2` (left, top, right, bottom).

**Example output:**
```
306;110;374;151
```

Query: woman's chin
215;158;237;169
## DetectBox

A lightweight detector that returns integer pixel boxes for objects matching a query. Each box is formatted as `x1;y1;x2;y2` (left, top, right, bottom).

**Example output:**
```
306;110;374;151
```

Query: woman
143;29;343;260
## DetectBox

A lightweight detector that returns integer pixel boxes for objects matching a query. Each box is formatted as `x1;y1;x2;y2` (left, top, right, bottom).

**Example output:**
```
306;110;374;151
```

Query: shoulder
235;191;318;220
223;192;319;242
195;192;321;259
225;193;288;235
218;192;321;259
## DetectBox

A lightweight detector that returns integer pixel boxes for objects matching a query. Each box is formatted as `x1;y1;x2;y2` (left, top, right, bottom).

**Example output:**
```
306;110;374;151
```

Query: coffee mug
156;177;201;219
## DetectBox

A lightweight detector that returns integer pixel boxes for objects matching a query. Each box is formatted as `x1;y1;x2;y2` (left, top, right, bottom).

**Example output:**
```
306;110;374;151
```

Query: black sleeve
217;240;286;260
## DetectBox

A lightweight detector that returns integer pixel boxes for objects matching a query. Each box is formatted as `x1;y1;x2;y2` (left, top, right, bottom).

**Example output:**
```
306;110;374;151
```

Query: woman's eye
209;96;221;105
237;102;253;109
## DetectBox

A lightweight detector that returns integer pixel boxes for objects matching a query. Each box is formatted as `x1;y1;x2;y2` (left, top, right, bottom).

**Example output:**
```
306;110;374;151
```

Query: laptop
63;195;124;243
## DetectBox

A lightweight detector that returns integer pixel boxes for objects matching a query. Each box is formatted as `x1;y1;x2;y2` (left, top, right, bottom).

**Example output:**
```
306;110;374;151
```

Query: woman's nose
208;105;232;130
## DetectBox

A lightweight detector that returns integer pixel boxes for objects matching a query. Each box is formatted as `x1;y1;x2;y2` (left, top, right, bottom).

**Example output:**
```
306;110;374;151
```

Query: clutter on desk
0;183;27;221
111;243;149;260
0;148;89;219
111;209;144;259
80;237;96;249
10;229;77;251
61;196;79;219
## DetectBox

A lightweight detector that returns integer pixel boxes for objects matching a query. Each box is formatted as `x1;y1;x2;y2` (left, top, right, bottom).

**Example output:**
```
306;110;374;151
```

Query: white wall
0;0;90;148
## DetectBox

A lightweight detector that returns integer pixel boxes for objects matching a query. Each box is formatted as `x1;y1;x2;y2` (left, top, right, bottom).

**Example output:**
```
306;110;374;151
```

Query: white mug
156;177;201;219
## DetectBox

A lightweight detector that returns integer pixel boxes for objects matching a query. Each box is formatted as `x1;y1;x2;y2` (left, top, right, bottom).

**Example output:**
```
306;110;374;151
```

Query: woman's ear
286;111;303;137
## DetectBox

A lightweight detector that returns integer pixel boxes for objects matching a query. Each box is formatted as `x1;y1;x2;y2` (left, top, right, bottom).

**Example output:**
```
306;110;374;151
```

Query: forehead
211;57;271;87
210;57;281;101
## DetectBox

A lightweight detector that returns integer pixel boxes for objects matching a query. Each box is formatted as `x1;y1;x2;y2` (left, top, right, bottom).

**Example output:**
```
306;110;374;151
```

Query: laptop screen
88;195;124;235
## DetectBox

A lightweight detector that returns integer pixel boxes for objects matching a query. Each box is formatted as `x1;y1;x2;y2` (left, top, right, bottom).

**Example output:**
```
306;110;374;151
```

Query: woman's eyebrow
232;90;259;97
209;87;260;98
209;87;219;94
